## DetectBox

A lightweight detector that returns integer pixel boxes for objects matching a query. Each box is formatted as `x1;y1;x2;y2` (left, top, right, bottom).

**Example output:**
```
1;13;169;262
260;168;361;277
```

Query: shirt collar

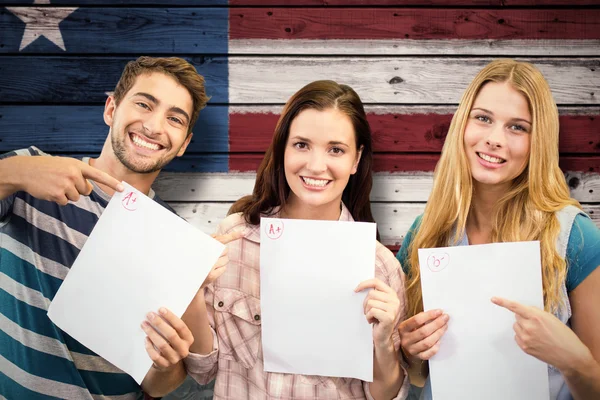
244;202;354;243
449;228;469;247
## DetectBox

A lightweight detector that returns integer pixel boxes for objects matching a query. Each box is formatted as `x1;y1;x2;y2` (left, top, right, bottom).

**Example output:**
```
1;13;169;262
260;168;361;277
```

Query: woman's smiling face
464;81;532;191
284;107;362;212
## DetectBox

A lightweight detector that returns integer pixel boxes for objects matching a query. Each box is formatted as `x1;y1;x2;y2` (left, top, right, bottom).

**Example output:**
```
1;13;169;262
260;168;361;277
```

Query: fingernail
159;307;167;315
435;309;443;316
117;183;124;192
147;312;155;321
141;321;149;329
443;314;449;321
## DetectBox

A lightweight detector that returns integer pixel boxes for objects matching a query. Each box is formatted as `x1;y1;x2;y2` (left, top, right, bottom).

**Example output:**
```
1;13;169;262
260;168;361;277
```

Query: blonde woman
396;59;600;400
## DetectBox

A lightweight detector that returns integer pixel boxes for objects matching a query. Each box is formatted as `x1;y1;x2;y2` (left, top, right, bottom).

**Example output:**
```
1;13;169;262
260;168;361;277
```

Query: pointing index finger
491;296;531;317
81;163;124;192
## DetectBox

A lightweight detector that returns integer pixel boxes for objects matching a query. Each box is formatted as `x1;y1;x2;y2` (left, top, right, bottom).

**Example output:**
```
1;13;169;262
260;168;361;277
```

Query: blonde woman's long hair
405;59;580;317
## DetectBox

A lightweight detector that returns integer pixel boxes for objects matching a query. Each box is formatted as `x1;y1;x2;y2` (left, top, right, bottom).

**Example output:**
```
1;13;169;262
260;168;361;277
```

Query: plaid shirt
185;204;410;400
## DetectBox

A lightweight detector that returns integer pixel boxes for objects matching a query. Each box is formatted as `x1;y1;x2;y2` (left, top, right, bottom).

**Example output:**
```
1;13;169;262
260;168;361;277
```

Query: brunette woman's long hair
229;80;376;227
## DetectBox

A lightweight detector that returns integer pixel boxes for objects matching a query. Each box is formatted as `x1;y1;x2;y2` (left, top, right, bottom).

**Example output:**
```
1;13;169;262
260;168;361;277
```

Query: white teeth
478;153;504;164
302;177;329;187
132;134;160;150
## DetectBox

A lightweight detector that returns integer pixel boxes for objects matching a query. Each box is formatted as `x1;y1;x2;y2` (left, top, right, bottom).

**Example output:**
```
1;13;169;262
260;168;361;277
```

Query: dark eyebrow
290;136;350;147
290;136;311;143
328;141;350;147
168;106;191;125
132;92;158;104
131;92;191;125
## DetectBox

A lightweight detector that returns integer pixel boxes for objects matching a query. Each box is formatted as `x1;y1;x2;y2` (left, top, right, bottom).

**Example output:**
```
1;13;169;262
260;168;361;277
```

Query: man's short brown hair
113;56;209;134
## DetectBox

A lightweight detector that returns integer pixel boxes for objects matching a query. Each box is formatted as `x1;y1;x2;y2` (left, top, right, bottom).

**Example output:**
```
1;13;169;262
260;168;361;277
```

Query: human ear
351;145;363;175
103;95;117;127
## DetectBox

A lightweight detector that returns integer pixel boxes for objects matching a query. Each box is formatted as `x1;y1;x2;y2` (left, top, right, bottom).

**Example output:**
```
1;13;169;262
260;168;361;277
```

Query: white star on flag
7;0;78;51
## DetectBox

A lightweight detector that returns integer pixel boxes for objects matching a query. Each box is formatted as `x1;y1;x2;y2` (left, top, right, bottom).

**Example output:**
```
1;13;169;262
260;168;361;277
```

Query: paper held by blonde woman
418;241;549;400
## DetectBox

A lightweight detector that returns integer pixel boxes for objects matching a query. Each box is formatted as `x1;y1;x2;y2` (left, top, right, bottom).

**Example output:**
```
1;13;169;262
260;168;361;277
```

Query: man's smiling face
105;72;194;174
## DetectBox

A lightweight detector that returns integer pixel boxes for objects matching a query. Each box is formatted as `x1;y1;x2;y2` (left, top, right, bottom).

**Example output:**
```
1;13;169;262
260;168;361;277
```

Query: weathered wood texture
1;8;228;54
2;105;598;154
229;38;600;56
168;201;600;247
227;57;599;104
4;0;600;4
0;57;228;103
1;57;598;104
230;9;600;40
154;172;600;203
2;3;599;400
228;1;600;5
1;1;226;5
1;4;598;188
229;107;600;153
3;1;598;5
4;7;597;55
0;105;229;153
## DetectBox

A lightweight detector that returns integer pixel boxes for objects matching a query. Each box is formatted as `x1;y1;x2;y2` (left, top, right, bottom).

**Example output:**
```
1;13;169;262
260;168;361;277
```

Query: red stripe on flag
230;8;600;40
229;112;600;153
230;1;598;6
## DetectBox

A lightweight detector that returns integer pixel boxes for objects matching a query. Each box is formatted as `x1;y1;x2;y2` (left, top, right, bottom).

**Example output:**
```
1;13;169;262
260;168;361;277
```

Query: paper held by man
419;241;550;400
47;183;225;384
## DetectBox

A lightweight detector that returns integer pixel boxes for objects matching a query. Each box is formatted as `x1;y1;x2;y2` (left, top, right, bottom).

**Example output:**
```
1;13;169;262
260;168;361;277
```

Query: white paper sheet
418;241;549;400
260;218;376;381
47;182;225;384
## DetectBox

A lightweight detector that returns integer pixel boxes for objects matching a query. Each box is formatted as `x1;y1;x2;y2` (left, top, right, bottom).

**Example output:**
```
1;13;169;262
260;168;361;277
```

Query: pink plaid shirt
185;204;410;400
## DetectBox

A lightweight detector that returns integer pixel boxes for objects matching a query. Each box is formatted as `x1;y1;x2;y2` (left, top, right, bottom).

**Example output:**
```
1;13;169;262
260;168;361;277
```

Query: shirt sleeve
183;283;220;385
366;245;410;400
565;214;600;292
396;214;423;275
184;224;225;384
364;372;410;400
0;147;45;220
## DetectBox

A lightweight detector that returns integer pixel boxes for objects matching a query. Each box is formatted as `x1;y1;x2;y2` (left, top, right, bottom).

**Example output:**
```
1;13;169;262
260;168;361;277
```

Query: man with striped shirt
0;57;210;399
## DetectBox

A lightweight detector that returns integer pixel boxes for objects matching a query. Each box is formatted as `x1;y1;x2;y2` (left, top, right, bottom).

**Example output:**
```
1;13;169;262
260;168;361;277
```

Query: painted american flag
0;1;598;255
1;0;598;250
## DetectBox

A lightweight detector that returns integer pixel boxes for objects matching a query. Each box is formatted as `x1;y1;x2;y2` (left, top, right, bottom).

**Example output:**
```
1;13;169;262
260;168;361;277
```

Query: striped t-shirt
0;147;173;399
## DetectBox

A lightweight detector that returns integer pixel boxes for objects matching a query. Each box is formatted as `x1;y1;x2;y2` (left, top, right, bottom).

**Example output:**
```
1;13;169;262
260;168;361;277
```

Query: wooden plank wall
0;1;598;247
0;1;599;399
